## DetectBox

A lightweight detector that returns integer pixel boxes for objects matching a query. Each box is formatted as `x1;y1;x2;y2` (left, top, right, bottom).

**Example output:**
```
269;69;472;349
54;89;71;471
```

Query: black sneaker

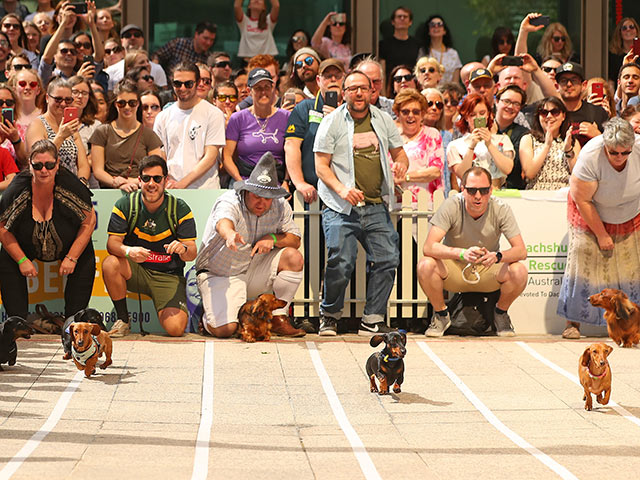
318;316;338;336
494;311;515;337
358;321;396;336
296;318;317;334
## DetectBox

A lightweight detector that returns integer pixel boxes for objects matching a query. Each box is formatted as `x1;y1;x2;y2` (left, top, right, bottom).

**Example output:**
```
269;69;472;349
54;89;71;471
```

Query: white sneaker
425;313;451;337
109;319;130;338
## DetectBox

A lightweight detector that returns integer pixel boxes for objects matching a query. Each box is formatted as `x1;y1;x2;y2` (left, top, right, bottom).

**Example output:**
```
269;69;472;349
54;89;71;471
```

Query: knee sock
113;298;130;323
436;308;449;317
272;270;303;316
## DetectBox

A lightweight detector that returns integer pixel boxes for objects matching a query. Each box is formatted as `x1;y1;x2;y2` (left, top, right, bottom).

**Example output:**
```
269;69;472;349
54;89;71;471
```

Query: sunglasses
464;186;491;195
122;31;143;39
444;98;459;107
48;94;74;105
295;56;315;69
141;104;160;111
429;21;444;28
332;22;347;27
552;36;566;42
18;80;38;88
2;23;21;30
214;60;231;68
393;73;413;82
140;174;164;183
607;149;632;157
292;35;306;42
541;66;555;73
400;108;421;116
74;41;92;50
104;47;122;55
427;100;444;110
539;107;562;117
141;74;154;82
60;47;77;55
13;64;31;71
621;24;636;31
173;79;195;89
557;77;580;86
199;77;212;86
498;38;512;45
115;99;139;108
0;99;15;107
31;161;57;171
217;94;237;102
419;67;436;74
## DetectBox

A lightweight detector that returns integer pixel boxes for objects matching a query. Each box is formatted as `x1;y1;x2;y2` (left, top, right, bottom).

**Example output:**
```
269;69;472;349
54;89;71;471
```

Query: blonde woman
414;56;444;89
515;14;576;64
609;17;640;81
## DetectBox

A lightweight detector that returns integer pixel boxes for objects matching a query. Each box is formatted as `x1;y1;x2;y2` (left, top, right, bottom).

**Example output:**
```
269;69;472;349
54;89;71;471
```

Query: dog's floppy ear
612;292;635;320
90;324;101;336
580;347;591;367
399;332;407;346
69;323;77;343
604;344;613;357
370;335;384;347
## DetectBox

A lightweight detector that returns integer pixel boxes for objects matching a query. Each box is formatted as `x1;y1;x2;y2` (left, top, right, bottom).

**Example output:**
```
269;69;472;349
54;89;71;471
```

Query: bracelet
65;255;77;263
179;242;187;254
459;249;466;261
17;255;27;265
270;233;277;244
405;173;410;182
125;246;131;258
10;137;21;145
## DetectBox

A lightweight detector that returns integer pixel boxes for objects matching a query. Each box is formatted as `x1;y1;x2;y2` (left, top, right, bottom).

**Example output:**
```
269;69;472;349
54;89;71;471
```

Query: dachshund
365;332;407;395
589;288;640;348
579;342;613;411
237;294;287;342
69;322;113;378
0;317;35;371
61;308;108;360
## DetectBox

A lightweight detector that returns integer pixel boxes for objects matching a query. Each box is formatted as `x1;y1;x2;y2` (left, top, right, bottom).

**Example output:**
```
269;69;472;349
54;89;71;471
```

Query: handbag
25;304;66;335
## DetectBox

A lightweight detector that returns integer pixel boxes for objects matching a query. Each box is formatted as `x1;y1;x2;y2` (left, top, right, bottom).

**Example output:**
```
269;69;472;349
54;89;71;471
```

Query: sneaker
425;312;451;337
318;316;338;336
295;318;317;334
358;321;395;336
109;319;130;338
494;311;516;337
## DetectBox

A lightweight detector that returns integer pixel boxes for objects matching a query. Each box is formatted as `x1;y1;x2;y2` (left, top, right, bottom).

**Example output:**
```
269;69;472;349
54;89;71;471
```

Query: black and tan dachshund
366;332;407;395
0;316;35;371
61;308;108;360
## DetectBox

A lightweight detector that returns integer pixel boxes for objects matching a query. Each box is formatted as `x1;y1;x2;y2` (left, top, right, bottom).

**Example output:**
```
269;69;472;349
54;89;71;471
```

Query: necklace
254;113;269;132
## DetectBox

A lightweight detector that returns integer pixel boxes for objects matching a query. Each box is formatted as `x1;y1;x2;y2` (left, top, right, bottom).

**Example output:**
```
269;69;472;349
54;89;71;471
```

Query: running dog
579;343;613;411
237;294;287;342
366;332;407;395
61;308;108;360
69;322;113;378
0;317;34;371
589;288;640;348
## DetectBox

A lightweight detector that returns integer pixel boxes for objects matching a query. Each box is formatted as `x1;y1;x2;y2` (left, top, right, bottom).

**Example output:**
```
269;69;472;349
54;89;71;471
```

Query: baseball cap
555;62;584;81
121;24;143;36
248;68;274;87
469;68;493;83
318;58;345;74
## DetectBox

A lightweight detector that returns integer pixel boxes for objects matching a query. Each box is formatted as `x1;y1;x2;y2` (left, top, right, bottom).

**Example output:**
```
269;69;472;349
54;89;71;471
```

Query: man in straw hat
195;152;306;338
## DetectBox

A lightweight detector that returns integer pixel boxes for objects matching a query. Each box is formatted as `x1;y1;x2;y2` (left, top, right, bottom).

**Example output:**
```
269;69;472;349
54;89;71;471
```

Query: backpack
127;190;179;236
446;290;500;336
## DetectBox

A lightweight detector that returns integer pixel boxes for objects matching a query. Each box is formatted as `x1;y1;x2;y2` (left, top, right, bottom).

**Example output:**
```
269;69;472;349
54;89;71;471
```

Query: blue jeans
321;204;399;323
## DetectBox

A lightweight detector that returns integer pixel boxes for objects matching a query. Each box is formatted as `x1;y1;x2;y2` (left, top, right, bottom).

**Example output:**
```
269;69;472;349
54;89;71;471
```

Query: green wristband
459;249;466;261
17;256;27;265
270;233;277;244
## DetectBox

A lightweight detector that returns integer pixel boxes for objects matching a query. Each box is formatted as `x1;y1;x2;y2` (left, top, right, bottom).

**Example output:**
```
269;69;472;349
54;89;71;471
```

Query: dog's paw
62;352;71;360
393;385;401;393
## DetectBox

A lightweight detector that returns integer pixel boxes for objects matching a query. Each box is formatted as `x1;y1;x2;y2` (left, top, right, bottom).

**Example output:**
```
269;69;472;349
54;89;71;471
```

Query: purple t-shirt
226;108;290;181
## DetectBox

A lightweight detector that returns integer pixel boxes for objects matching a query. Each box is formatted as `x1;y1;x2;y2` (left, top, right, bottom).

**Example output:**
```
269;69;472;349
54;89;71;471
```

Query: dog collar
382;354;402;362
71;336;100;366
588;370;607;379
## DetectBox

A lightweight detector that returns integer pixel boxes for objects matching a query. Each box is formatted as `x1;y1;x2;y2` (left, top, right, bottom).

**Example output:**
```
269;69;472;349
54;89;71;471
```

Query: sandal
562;325;581;339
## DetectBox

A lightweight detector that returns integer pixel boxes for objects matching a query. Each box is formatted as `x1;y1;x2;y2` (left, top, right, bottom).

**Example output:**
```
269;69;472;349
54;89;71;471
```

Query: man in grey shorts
417;166;528;337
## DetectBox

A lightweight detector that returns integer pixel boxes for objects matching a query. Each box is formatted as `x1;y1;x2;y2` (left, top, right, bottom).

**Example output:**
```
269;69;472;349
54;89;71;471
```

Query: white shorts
197;249;284;333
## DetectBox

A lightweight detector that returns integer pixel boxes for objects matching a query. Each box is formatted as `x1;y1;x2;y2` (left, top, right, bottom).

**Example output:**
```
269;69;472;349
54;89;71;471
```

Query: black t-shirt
379;35;421;79
498;122;530;190
567;101;609;147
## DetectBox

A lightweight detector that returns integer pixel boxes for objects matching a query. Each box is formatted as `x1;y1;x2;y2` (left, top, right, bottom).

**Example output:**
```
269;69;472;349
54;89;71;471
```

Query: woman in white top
234;0;279;60
311;11;352;67
418;15;461;84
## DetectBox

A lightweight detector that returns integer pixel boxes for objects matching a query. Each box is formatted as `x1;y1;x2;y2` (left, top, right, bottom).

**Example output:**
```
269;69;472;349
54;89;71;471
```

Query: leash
136;275;147;336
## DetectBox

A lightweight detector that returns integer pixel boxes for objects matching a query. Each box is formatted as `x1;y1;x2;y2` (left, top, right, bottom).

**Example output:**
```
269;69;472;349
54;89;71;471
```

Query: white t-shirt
447;133;514;183
236;15;278;57
105;59;168;91
153;100;226;189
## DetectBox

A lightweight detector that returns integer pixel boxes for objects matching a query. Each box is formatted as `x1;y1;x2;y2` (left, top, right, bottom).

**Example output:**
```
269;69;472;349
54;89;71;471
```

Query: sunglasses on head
140;174;164;183
48;94;74;105
552;35;566;42
464;186;491;195
199;77;212;86
400;108;421;116
115;99;139;108
13;64;31;71
295;56;315;69
214;60;231;68
74;41;92;50
104;47;122;55
539;107;562;117
621;24;636;31
31;160;57;171
217;94;237;102
173;79;195;89
141;104;160;111
419;66;436;74
428;100;444;109
122;31;143;39
60;47;77;55
3;23;21;30
332;22;346;27
18;79;38;88
393;73;413;82
0;99;14;107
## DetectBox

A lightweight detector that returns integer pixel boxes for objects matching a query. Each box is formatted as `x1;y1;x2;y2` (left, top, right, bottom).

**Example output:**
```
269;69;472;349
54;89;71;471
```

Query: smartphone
63;107;79;124
530;15;550;27
474;117;487;129
591;82;604;98
83;54;94;65
502;55;523;67
325;90;338;108
634;37;640;56
2;108;13;125
70;2;88;14
284;92;296;105
331;13;346;23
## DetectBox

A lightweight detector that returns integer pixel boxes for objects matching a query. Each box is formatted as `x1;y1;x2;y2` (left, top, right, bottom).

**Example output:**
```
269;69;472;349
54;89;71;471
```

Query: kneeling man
196;152;306;338
417;166;528;337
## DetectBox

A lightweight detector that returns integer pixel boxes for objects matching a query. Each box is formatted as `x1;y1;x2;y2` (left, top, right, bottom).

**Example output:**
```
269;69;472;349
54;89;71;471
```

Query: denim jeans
320;203;399;323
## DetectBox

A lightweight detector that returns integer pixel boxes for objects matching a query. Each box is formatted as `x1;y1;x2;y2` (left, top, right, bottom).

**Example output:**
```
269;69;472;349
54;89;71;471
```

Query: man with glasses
354;56;395;118
154;21;217;76
555;62;608;147
379;6;420;79
313;70;409;336
102;155;198;338
495;85;529;189
154;61;225;189
418;166;528;337
207;51;232;85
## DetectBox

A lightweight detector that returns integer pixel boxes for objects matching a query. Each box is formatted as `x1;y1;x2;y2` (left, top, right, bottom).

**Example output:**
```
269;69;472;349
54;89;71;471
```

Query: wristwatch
495;251;503;263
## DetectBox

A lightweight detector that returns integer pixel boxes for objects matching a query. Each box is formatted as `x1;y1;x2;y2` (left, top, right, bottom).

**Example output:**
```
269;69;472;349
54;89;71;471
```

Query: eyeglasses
0;99;15;107
427;100;444;110
104;47;122;55
541;66;555;73
321;71;343;80
343;85;370;93
59;48;77;55
48;94;74;105
621;24;637;31
71;89;90;98
552;36;566;42
444;98;459;107
74;41;92;50
141;74;154;82
500;98;522;108
393;73;413;82
199;77;212;86
539;107;562;117
217;94;237;102
115;99;139;108
173;79;195;89
464;186;491;195
140;174;164;183
31;160;57;171
294;56;315;69
214;60;231;69
122;31;143;39
419;67;436;75
429;21;444;28
400;108;421;116
2;23;21;30
18;80;38;88
606;149;632;157
141;104;160;112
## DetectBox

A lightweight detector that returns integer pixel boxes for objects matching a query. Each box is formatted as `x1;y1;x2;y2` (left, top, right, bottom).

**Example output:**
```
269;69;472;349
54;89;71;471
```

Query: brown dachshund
237;294;287;343
579;343;613;411
69;322;113;377
589;288;640;348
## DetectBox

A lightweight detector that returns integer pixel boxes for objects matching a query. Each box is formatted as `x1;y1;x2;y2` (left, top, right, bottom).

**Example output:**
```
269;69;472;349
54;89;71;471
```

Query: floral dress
525;137;571;190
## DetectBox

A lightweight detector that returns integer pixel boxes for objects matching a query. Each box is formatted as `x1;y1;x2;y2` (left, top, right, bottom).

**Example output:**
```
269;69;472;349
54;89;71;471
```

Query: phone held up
501;56;523;67
70;2;88;14
2;108;13;125
63;107;79;124
474;117;487;129
591;82;604;98
529;15;550;27
324;91;338;108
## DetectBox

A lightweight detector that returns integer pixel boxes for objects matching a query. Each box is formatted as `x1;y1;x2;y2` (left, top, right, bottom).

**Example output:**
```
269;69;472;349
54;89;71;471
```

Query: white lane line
0;370;84;480
517;341;640;427
417;341;578;480
306;341;381;480
190;341;215;480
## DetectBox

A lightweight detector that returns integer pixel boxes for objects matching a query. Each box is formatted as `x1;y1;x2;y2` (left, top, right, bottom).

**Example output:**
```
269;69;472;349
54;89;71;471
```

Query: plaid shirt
155;37;209;74
195;190;300;277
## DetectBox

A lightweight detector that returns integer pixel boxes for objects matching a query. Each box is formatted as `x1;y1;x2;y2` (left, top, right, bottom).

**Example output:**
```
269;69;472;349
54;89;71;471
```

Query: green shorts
126;258;188;313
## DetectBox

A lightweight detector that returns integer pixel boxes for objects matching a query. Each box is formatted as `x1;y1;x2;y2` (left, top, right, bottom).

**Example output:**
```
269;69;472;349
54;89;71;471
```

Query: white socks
272;270;303;316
